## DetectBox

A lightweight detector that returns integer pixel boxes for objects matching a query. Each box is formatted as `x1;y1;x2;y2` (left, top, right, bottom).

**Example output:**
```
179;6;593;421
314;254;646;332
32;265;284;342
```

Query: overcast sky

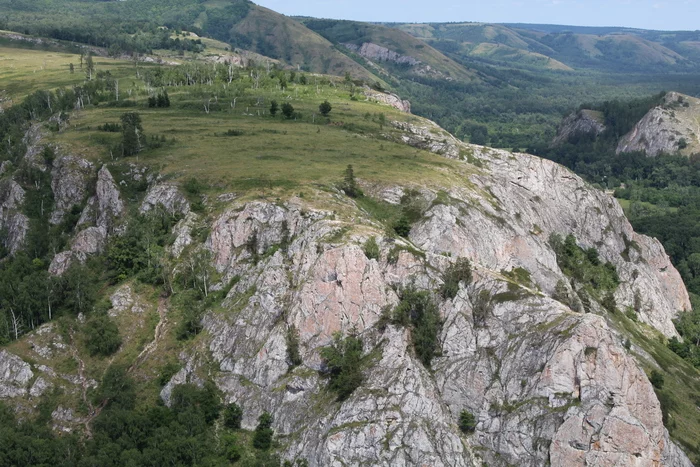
253;0;700;31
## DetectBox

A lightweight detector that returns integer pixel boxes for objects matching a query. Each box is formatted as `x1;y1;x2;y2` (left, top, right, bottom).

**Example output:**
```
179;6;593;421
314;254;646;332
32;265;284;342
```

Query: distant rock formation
552;109;606;146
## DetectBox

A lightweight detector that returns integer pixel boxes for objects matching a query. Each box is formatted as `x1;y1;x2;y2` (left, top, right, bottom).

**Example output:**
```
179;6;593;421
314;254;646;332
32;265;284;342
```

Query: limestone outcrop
343;42;420;67
49;166;124;275
140;183;190;217
0;350;33;398
158;183;691;465
0;179;29;253
617;92;700;156
552;109;606;146
50;155;93;224
364;89;411;113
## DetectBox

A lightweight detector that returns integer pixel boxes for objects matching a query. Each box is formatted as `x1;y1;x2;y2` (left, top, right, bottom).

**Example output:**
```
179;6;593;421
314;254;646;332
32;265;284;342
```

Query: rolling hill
393;21;700;73
299;19;477;81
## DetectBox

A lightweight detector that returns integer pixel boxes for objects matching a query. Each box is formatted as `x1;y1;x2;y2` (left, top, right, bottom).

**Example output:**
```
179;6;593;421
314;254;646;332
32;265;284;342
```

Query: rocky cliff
552;109;606;146
617;92;700;156
0;111;695;466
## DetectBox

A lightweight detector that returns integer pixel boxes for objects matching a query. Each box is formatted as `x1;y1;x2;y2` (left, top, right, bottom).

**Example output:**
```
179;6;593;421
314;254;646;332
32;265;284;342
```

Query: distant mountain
391;22;700;73
299;19;477;81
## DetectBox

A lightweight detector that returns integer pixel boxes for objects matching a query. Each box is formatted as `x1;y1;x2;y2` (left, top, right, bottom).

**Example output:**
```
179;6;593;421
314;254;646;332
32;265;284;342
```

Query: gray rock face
50;166;124;275
392;120;462;159
109;285;146;317
94;166;125;231
50;155;93;224
364;89;411;113
170;212;199;258
48;251;74;276
617;92;700;156
344;42;420;66
389;120;689;337
22;124;49;168
0;179;29;254
159;178;691;465
140;183;190;217
0;350;33;398
552;109;606;146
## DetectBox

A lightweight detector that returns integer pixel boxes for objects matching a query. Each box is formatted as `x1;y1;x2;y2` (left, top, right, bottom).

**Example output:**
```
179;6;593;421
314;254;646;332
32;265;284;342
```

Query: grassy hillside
393;21;700;73
200;3;378;80
300;19;476;81
0;0;379;81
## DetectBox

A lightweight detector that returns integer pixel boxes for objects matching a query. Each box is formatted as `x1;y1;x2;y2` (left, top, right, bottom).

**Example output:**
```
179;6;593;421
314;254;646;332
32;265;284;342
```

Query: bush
319;100;332;116
158;361;181;386
281;102;295;119
286;326;302;368
171;382;222;425
320;332;365;401
269;100;279;116
120;112;144;157
363;236;380;260
393;286;442;367
94;364;135;410
550;233;620;296
458;410;476;434
83;314;122;357
649;369;665;389
393;215;411;237
175;292;205;341
252;412;274;450
224;403;243;430
440;258;472;299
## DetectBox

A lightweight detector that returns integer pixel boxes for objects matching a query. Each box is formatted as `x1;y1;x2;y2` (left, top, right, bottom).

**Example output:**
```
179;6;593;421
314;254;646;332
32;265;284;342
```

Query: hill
0;0;379;81
299;19;477;81
393;21;700;73
0;37;698;466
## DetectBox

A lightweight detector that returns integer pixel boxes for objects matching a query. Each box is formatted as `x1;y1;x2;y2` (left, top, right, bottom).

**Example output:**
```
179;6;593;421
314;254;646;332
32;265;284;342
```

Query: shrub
157;361;181;386
649;369;665;389
549;233;620;297
393;215;411;237
320;332;365;401
602;292;617;313
458;409;476;434
224;403;243;430
94;364;135;410
363;236;380;260
252;412;274;450
175;291;206;341
269;100;279;116
171;382;222;425
393;286;442;367
286;326;302;368
319;100;332;116
83;314;122;357
120;112;144;157
440;258;472;299
281;102;295;119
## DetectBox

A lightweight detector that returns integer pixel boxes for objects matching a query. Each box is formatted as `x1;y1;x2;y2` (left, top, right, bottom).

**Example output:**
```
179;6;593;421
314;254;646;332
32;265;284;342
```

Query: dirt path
130;296;169;371
68;328;101;438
